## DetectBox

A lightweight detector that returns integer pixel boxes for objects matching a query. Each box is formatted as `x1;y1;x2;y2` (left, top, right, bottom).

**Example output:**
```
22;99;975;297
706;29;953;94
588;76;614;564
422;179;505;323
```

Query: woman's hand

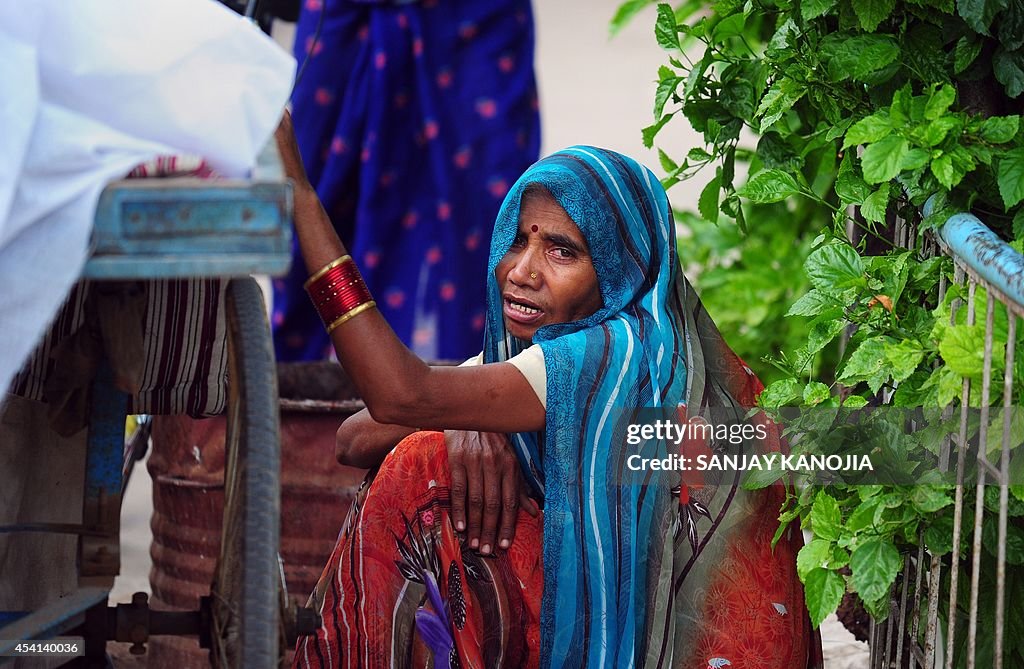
446;431;539;555
274;110;314;193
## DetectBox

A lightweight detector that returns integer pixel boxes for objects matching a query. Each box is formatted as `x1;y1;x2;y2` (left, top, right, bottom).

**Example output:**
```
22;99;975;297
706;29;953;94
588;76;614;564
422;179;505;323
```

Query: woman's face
495;188;603;341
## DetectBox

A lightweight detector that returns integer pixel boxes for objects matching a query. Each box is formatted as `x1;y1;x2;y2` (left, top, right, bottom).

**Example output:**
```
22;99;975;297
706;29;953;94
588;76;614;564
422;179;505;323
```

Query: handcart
0;143;314;667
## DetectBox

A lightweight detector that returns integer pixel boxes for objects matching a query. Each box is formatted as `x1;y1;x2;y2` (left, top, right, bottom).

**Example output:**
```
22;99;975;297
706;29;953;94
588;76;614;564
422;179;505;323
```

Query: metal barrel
146;361;368;667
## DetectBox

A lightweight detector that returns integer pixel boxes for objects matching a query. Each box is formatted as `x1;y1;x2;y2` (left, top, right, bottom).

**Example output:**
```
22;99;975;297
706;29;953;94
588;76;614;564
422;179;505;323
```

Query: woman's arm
334;409;416;468
335;411;541;554
276;113;544;434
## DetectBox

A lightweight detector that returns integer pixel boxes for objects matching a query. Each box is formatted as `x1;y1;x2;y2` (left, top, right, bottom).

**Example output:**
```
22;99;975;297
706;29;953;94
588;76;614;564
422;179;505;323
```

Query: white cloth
459;345;547;408
0;0;296;397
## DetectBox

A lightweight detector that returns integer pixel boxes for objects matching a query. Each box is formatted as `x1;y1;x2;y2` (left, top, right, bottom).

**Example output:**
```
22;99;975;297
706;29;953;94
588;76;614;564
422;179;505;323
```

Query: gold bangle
304;255;352;290
325;301;377;333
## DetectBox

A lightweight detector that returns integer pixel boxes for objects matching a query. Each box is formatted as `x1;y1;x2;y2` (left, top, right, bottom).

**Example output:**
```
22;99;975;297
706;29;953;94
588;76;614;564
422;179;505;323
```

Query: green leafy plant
673;203;819;385
616;0;1024;660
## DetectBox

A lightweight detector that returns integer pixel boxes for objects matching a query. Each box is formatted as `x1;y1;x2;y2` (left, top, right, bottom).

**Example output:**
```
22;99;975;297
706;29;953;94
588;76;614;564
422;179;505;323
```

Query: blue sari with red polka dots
273;0;540;362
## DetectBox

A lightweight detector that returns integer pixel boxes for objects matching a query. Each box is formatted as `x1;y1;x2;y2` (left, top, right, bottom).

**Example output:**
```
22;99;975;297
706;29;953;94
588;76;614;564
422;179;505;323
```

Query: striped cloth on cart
11;155;229;418
11;278;228;417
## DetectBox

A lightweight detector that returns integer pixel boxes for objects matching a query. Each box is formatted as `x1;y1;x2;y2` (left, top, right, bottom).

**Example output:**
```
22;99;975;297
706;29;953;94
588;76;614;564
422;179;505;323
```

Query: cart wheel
210;277;282;668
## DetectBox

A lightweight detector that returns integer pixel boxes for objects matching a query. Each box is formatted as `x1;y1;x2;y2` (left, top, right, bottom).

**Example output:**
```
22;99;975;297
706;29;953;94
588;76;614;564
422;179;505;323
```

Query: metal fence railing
868;209;1024;669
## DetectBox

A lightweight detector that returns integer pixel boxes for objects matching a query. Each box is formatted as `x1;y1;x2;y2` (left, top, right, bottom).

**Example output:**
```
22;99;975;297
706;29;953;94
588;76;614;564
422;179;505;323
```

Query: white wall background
533;0;706;207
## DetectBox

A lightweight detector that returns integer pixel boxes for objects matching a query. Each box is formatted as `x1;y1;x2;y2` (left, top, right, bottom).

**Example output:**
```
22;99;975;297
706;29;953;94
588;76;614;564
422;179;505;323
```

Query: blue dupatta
480;146;818;669
482;147;744;667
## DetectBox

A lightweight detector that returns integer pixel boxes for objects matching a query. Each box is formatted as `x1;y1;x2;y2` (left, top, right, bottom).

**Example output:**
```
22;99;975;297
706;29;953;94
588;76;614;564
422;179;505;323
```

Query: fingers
496;451;520;550
448;431;539;555
477;444;503;555
519;482;540;518
465;449;484;551
446;433;468;534
275;108;292;135
273;110;311;189
447;430;484;549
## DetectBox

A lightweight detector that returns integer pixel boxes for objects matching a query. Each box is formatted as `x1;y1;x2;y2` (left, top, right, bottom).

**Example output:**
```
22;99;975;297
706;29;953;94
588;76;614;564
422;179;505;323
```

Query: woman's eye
511;234;526;248
553;247;575;259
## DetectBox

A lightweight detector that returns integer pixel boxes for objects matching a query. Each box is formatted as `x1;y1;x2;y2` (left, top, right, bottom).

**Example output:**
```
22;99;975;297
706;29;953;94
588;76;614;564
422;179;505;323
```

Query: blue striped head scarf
481;146;758;667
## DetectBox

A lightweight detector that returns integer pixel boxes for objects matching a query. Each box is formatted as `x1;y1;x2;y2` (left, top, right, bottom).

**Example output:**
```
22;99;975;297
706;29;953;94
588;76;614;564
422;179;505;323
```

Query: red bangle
304;256;376;332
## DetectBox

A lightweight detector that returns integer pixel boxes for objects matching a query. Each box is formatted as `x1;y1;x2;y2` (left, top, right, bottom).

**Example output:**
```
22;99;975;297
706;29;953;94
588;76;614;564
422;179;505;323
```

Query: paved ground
110;2;870;665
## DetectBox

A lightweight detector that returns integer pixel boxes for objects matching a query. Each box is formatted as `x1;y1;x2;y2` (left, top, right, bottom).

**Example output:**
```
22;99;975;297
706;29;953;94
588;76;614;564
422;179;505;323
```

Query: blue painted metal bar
84;181;292;279
937;213;1024;310
0;587;107;654
85;253;291;279
0;367;127;648
82;140;293;280
80;362;129;578
0;523;104;536
84;363;128;505
913;203;1023;669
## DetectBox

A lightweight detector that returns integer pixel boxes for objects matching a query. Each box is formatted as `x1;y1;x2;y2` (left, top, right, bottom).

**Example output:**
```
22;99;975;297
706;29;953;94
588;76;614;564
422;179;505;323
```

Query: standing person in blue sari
273;0;541;362
275;111;822;667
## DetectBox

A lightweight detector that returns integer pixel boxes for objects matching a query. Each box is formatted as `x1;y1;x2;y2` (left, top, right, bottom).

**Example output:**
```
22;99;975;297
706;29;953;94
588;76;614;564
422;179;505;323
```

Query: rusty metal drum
146;362;368;666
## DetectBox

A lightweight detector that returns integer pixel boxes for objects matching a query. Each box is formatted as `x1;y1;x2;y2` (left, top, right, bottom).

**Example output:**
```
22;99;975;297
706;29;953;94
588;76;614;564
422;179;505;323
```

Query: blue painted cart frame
0;143;293;667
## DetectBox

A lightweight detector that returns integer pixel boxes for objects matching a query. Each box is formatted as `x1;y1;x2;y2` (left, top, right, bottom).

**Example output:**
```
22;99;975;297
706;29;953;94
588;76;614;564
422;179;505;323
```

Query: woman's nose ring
530;272;537;279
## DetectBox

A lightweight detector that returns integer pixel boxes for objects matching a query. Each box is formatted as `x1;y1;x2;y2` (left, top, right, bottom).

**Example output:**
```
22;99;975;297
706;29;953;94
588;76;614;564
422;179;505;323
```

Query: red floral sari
294;427;821;668
294;431;543;669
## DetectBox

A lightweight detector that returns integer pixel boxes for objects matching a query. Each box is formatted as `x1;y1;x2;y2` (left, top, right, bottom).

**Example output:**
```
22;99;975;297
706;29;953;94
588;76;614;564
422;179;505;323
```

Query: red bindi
531;224;539;232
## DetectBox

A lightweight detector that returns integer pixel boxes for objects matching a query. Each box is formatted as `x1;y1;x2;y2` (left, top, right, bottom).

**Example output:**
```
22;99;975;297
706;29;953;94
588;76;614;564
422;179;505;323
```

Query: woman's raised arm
275;113;544;434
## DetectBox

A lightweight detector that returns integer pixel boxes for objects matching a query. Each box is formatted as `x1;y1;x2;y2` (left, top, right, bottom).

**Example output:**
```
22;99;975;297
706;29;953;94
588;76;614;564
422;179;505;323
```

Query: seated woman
276;114;822;669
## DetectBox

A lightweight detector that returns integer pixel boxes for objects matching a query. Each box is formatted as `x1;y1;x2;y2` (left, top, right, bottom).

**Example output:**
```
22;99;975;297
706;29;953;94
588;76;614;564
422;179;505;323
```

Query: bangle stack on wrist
304;255;376;333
